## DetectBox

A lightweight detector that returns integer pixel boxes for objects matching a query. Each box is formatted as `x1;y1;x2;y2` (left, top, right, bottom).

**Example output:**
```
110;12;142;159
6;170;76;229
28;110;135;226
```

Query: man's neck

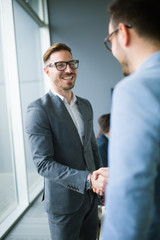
127;36;160;73
52;87;73;104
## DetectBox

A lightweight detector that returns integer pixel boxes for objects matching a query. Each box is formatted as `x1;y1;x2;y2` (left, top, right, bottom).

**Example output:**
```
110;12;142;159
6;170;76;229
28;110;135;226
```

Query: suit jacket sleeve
25;101;88;195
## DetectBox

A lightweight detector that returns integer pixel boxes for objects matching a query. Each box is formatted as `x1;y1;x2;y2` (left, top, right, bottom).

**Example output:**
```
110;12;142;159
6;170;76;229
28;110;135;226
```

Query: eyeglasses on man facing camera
46;60;79;71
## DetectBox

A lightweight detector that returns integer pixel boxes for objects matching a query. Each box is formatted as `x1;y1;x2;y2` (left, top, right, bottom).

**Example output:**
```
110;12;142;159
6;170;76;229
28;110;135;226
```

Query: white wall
47;0;123;134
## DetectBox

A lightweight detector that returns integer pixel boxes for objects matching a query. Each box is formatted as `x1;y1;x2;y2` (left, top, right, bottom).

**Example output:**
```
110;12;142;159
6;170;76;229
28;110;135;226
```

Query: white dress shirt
51;89;85;144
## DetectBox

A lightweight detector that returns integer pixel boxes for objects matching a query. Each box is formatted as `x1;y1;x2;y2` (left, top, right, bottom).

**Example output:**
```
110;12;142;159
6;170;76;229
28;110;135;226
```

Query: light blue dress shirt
102;51;160;240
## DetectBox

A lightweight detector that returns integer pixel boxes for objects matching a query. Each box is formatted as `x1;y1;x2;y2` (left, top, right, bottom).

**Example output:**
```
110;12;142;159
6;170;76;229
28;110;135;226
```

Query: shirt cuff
85;172;92;190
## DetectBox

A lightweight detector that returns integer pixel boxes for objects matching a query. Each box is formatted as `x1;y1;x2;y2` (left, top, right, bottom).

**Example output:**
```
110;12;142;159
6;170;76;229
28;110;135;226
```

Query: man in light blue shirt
100;0;160;239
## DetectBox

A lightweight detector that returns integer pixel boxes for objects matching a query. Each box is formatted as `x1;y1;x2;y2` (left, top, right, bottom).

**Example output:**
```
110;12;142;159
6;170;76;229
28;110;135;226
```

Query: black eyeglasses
46;60;79;71
104;24;132;51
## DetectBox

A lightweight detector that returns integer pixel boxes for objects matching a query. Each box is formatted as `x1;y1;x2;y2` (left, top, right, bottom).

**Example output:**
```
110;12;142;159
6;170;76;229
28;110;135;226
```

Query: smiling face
44;50;77;95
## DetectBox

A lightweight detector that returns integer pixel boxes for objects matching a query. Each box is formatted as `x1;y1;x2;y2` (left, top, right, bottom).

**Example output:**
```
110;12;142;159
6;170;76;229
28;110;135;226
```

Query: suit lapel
49;90;83;146
76;98;88;147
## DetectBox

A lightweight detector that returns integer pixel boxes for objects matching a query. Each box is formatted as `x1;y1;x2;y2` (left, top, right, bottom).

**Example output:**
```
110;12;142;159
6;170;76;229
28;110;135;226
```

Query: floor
0;172;42;223
2;193;104;240
3;194;51;240
0;173;17;223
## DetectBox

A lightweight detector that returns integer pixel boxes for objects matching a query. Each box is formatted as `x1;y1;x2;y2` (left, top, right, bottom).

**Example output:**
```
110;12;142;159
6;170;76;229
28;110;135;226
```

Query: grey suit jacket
25;90;102;214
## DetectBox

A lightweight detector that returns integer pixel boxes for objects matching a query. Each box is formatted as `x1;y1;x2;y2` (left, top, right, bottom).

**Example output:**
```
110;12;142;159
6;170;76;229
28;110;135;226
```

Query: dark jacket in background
97;132;109;167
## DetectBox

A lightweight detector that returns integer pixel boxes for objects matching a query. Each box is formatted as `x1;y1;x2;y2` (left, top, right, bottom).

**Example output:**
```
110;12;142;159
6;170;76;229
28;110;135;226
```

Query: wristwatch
85;173;92;190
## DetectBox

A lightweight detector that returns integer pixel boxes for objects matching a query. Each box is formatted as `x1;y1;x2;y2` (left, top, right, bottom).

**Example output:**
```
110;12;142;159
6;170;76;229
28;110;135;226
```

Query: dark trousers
48;191;98;240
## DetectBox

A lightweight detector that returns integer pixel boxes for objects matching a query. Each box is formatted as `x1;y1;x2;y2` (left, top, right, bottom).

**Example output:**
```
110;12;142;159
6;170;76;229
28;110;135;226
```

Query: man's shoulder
76;95;92;108
76;95;90;103
115;73;137;90
28;91;54;108
115;67;160;105
116;60;160;91
97;133;108;146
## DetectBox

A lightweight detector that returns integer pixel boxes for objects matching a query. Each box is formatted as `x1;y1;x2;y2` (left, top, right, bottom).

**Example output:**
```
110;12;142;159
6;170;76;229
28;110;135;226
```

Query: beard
114;43;131;77
62;81;75;90
122;66;130;76
121;58;131;77
54;77;76;92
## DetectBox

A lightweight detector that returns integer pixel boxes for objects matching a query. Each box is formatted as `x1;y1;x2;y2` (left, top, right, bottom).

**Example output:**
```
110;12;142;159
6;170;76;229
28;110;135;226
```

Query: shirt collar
138;51;160;71
51;88;77;106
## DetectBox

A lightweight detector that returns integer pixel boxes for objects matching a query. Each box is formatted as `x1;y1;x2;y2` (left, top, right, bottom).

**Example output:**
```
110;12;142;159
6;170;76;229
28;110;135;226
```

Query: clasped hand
90;167;109;196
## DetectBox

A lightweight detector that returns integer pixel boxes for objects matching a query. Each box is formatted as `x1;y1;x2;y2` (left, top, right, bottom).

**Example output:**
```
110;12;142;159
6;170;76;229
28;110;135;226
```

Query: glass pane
13;0;44;200
0;18;18;223
26;0;44;21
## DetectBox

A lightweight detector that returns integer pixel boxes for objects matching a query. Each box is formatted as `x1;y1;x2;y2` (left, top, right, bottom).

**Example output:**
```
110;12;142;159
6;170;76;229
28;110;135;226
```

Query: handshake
90;167;109;196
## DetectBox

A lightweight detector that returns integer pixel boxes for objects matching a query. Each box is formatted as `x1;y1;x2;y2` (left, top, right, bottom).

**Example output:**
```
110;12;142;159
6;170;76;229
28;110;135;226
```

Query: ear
118;23;130;47
44;67;50;76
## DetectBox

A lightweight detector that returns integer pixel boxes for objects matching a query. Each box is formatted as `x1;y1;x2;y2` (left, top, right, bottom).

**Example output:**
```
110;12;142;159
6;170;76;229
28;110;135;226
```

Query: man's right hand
90;167;109;196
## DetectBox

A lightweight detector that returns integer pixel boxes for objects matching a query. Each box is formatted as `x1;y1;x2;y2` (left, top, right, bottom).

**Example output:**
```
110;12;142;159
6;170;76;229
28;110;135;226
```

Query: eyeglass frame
104;24;132;51
46;60;79;71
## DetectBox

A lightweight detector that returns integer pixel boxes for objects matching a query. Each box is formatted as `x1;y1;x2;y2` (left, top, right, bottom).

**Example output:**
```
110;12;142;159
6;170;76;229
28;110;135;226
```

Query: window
13;0;44;201
0;19;18;224
0;0;50;237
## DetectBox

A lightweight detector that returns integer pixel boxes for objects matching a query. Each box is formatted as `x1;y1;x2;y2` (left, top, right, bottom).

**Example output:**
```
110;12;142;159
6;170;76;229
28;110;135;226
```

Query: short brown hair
108;0;160;41
43;43;72;64
98;114;110;133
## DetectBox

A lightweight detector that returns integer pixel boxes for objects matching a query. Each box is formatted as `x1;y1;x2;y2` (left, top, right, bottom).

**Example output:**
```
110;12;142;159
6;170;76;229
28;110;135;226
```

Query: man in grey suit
25;42;108;240
98;0;160;239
